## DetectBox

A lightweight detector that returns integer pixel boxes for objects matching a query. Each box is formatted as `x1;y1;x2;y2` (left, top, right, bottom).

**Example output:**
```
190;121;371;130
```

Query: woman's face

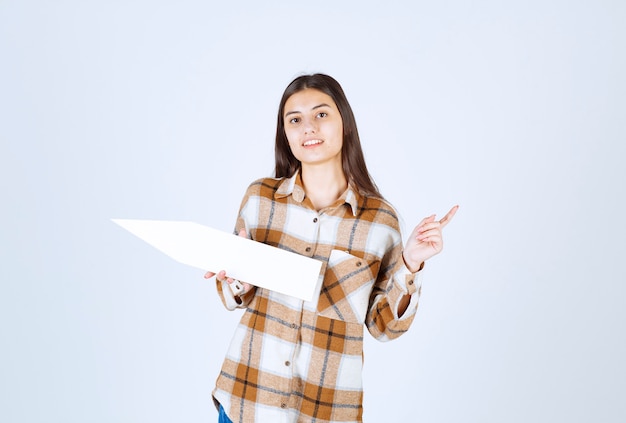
283;88;344;169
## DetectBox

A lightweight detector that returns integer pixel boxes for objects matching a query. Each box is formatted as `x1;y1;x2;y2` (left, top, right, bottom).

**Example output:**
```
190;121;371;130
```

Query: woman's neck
301;163;348;211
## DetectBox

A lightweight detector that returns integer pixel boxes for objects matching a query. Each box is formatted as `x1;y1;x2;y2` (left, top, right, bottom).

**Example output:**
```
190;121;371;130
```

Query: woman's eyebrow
285;103;332;117
312;103;331;110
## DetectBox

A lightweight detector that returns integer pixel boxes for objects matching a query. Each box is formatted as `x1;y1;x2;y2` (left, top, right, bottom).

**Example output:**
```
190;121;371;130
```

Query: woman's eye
289;117;300;124
317;112;327;118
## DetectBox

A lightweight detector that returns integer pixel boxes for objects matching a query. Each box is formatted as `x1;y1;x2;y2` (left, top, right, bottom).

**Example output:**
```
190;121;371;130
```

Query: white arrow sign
112;219;324;302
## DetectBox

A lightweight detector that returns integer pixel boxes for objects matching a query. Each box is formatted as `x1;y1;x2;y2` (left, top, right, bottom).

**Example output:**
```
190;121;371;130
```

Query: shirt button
408;280;414;285
313;217;318;223
291;323;297;329
356;261;362;267
285;361;291;366
281;403;287;409
305;247;311;252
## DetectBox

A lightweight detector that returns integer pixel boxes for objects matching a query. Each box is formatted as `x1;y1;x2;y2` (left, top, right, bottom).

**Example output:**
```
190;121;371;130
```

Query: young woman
204;74;457;423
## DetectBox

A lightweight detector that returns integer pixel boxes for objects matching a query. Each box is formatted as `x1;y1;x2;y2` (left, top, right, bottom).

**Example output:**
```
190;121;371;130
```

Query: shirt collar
275;170;360;216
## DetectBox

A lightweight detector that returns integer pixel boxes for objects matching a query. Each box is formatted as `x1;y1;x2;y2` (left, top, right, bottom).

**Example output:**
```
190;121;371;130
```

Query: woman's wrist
402;252;424;273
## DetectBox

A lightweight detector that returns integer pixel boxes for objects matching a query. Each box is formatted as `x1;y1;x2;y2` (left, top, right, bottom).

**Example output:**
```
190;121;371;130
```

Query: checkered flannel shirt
213;172;422;423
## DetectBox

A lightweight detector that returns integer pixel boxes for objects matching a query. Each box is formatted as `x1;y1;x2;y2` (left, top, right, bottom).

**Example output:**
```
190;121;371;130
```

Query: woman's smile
302;139;324;147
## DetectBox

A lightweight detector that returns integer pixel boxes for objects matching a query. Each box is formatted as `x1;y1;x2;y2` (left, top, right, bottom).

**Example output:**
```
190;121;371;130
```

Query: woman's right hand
204;269;254;296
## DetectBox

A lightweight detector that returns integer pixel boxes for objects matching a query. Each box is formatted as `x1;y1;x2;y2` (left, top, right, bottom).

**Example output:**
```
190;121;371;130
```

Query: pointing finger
439;205;459;228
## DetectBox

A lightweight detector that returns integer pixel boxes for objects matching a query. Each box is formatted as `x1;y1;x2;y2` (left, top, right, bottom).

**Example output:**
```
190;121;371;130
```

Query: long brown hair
274;73;383;199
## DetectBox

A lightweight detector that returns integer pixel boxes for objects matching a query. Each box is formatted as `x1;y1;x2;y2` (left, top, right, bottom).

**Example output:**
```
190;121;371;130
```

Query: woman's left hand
402;205;459;272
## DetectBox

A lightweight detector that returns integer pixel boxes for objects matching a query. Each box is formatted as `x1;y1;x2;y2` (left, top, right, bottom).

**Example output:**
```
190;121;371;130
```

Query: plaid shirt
213;172;422;423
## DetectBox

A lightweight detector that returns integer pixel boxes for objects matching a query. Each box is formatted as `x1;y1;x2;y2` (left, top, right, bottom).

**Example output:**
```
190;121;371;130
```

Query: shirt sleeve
365;235;423;342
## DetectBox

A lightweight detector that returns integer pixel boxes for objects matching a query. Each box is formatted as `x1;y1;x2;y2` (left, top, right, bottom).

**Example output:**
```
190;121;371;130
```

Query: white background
1;1;625;422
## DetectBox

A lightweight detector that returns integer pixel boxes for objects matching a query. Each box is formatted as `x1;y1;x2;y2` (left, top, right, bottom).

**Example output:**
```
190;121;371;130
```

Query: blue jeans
218;404;233;423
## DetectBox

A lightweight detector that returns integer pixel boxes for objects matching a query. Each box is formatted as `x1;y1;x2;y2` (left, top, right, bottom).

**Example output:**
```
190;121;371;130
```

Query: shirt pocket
317;249;378;324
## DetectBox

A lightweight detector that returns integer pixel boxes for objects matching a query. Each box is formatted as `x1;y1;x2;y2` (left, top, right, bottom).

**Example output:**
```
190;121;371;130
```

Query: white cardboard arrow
112;219;323;302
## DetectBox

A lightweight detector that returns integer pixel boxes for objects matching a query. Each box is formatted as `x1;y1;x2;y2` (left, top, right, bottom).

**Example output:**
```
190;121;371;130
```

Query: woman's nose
303;118;317;134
